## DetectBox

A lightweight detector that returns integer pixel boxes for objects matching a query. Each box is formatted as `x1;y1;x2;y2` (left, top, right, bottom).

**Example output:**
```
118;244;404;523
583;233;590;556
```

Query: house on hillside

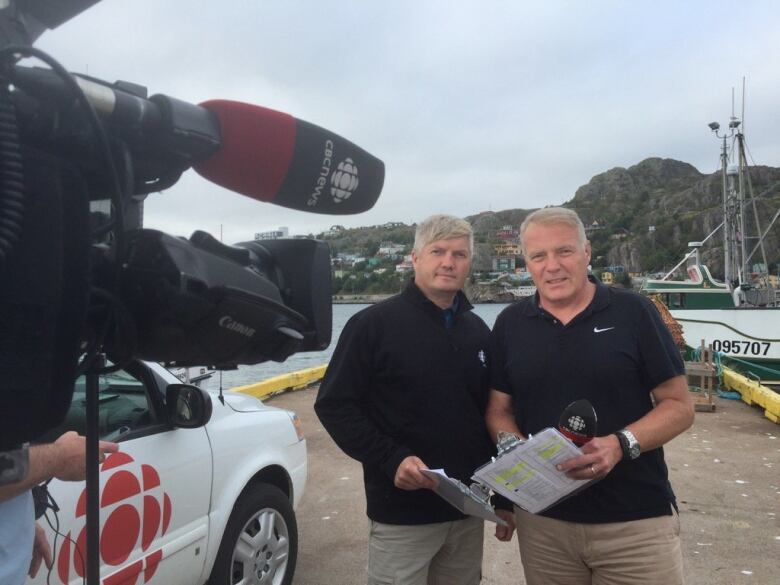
493;257;516;271
322;225;346;238
395;260;414;274
496;225;519;241
377;242;407;259
254;226;289;240
494;242;522;256
585;220;604;233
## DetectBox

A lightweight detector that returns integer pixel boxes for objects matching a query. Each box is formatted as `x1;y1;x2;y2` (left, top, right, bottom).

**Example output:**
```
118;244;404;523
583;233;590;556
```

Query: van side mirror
166;384;213;428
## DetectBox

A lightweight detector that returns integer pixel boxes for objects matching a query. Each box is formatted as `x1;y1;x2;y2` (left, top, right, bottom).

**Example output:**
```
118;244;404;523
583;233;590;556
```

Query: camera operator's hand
0;432;120;503
50;431;119;481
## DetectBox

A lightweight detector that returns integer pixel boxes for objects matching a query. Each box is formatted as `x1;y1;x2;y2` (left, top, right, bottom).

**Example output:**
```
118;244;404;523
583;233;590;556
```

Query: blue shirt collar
443;296;460;328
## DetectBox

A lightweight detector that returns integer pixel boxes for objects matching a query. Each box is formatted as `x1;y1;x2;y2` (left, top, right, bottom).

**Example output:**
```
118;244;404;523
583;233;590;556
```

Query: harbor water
201;303;510;391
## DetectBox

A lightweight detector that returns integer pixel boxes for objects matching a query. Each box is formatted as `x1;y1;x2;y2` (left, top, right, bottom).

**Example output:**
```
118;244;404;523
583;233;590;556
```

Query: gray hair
519;207;586;252
413;214;474;255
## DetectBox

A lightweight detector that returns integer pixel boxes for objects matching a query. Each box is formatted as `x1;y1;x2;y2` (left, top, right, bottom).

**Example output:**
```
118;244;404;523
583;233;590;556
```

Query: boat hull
670;308;780;376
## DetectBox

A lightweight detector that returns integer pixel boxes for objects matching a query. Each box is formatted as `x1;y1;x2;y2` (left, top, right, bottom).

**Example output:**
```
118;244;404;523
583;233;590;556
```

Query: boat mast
736;86;748;285
710;119;738;287
737;130;773;287
709;84;777;305
736;134;749;286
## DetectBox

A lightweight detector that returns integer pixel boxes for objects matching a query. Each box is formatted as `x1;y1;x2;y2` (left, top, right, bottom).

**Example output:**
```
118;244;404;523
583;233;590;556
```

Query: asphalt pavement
267;388;780;585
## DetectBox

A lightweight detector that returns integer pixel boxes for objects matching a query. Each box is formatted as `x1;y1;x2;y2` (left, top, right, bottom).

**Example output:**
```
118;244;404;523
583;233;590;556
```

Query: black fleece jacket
314;282;496;524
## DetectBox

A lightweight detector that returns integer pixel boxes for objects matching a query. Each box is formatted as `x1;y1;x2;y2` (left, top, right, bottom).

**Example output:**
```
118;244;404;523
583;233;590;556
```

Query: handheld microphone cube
558;399;598;446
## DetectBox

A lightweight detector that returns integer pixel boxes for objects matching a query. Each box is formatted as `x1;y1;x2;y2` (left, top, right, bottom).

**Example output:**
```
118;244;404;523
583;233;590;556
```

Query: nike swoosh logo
593;326;615;333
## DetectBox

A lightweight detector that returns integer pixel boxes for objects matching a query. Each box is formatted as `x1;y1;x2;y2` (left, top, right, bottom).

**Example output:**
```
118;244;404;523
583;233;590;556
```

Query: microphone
11;67;385;215
195;100;385;215
558;399;598;446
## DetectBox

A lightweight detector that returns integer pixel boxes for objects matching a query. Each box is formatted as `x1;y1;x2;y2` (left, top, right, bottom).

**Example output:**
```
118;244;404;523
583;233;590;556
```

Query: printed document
472;427;596;514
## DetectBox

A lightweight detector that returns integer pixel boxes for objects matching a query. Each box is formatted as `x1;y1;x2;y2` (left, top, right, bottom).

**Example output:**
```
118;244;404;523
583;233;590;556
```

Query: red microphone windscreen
195;100;296;202
195;99;385;214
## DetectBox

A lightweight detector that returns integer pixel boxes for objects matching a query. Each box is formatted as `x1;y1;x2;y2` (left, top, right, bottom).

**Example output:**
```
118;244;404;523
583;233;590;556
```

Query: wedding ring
590;464;596;476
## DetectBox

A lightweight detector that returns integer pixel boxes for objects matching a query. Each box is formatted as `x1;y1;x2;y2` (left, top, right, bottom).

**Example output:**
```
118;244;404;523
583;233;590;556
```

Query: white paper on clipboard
471;427;597;514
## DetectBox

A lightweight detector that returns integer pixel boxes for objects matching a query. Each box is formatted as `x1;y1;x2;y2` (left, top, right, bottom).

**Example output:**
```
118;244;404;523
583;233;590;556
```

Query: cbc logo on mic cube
568;415;586;432
330;158;359;203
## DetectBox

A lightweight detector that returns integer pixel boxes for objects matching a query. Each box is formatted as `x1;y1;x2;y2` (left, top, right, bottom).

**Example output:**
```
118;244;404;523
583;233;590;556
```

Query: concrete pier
266;388;780;585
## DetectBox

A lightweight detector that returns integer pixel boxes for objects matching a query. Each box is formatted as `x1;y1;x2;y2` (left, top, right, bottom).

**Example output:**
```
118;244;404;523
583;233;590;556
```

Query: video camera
0;0;385;456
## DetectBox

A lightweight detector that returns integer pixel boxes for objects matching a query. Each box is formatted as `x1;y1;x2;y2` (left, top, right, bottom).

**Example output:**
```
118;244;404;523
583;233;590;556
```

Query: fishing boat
169;365;213;386
642;110;780;383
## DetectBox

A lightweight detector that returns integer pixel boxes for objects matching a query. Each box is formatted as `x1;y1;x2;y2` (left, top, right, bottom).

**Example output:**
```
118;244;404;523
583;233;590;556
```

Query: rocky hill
321;157;780;278
565;157;780;275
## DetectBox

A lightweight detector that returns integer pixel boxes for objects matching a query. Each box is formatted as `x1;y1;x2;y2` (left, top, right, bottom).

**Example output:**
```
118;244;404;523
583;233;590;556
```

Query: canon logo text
218;316;256;338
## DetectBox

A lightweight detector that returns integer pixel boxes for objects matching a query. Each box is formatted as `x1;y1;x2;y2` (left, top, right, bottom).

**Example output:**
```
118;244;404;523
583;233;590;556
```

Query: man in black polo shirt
486;207;694;585
315;214;514;585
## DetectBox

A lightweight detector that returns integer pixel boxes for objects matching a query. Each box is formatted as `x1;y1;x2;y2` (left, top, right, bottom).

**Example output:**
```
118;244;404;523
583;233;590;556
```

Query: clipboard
421;469;508;526
471;427;598;514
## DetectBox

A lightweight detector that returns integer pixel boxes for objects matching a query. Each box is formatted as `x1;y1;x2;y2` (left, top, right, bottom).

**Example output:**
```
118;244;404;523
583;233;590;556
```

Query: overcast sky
34;0;780;244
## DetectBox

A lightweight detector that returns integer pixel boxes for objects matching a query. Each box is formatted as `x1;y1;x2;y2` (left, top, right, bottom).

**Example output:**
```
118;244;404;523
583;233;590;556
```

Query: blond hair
414;214;473;255
520;207;586;253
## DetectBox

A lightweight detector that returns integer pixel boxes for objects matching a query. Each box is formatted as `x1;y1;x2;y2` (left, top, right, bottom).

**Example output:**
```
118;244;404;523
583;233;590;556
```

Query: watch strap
615;431;630;461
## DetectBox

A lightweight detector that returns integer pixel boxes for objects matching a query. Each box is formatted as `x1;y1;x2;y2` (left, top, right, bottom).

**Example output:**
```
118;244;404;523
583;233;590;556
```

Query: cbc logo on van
56;452;172;585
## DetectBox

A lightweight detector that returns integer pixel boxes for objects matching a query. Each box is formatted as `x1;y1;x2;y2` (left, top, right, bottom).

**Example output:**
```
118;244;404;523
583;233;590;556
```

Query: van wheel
208;483;297;585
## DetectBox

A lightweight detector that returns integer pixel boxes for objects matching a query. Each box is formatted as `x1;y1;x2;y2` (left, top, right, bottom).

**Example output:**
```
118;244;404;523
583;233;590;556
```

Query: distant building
322;225;346;238
336;253;367;267
496;225;519;241
601;271;614;284
255;226;289;240
494;242;522;256
377;242;407;257
492;257;516;271
395;261;414;274
350;257;367;267
585;220;604;233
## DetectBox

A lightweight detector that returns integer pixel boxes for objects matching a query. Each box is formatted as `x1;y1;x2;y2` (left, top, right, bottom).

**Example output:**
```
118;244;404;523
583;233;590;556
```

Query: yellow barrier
721;366;780;424
232;364;328;400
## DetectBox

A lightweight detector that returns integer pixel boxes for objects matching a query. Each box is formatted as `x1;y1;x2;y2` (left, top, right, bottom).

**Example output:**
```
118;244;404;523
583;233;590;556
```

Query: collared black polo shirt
491;277;685;523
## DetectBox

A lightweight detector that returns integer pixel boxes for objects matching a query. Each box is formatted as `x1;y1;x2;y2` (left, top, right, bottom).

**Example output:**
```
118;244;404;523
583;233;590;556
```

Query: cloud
30;0;780;241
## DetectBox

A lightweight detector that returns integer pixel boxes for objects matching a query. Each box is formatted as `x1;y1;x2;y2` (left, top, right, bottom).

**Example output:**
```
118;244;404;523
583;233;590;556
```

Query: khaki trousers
515;507;684;585
367;516;484;585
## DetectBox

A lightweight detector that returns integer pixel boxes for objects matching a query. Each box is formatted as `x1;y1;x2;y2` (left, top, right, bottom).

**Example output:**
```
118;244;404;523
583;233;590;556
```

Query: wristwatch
615;429;641;460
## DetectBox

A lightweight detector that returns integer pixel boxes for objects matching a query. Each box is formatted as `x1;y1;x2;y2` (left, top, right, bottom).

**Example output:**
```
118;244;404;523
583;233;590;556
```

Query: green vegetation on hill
318;157;780;294
326;225;414;258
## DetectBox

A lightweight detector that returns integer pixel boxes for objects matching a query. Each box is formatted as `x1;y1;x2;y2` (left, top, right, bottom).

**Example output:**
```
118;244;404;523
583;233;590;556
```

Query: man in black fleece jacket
315;214;514;585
